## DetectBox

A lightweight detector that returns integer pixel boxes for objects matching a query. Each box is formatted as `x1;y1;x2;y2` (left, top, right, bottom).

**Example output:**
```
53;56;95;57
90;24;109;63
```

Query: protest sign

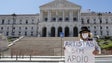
64;41;95;63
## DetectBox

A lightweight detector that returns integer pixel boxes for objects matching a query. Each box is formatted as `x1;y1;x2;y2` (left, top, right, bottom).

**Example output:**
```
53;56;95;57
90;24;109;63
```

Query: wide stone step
10;37;80;56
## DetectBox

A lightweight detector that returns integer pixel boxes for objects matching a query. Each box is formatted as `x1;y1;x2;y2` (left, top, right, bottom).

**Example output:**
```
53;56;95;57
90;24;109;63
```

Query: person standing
79;26;101;55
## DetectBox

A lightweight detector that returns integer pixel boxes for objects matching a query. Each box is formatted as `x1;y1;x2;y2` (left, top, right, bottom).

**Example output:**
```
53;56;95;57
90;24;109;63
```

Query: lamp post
98;13;102;37
37;20;40;37
11;13;16;37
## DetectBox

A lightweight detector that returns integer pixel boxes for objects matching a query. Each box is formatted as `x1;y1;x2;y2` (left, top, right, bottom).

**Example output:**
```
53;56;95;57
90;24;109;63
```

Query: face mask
82;33;88;39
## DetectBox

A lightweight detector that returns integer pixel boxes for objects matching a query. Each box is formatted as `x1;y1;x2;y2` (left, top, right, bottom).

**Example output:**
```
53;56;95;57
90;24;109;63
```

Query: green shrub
97;38;112;50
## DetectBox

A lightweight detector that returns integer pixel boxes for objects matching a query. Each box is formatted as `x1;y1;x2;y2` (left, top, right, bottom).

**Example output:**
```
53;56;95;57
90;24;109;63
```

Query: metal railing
0;55;112;63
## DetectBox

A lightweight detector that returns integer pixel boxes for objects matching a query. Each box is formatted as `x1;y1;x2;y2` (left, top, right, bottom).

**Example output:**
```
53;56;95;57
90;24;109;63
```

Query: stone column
38;27;41;37
40;11;43;22
56;10;58;22
69;10;73;22
70;27;73;37
78;10;80;22
55;27;57;37
48;10;51;22
47;11;49;22
62;27;64;36
47;27;49;37
63;10;65;22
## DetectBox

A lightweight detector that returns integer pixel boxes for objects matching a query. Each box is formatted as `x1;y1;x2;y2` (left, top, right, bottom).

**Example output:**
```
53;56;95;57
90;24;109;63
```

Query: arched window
42;27;47;37
73;27;78;37
65;27;69;37
51;27;55;37
58;27;62;37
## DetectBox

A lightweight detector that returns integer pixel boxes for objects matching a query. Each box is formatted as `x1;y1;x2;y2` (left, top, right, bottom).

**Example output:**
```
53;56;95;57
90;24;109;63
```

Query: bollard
16;55;18;61
22;55;24;59
30;54;32;61
0;53;1;59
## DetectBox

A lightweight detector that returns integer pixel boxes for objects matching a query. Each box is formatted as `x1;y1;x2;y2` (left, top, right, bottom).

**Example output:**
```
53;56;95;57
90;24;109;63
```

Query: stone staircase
10;37;80;56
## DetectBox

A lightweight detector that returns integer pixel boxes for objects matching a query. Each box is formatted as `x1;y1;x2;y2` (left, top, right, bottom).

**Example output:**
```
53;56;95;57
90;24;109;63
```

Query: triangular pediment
40;0;81;10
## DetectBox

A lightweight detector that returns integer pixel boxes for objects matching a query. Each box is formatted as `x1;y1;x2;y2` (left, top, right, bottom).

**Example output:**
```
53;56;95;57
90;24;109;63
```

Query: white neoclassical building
0;0;112;37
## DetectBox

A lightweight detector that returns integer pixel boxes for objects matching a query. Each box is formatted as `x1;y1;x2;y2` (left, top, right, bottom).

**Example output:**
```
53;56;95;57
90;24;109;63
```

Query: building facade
0;0;112;37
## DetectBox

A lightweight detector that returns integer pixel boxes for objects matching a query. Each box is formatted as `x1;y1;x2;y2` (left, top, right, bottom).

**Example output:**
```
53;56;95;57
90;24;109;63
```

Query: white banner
64;41;95;63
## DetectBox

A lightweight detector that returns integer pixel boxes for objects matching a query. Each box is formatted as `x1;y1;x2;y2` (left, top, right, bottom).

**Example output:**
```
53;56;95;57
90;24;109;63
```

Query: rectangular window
25;32;27;36
94;31;97;36
8;20;10;24
1;27;3;30
87;19;90;24
94;26;96;29
12;32;15;36
31;27;33;30
20;20;22;24
100;19;102;24
18;31;21;35
81;18;84;24
7;27;9;30
94;19;96;21
94;31;96;34
106;19;108;21
32;19;34;24
58;17;63;22
106;31;109;36
13;27;15;30
106;26;108;29
94;21;96;24
31;31;33;36
25;27;27;30
19;27;21;30
26;20;28;24
65;17;69;22
6;32;9;36
106;21;108;24
100;26;102;29
13;20;16;24
38;19;39;21
19;31;21;33
44;18;48;22
2;19;4;24
82;21;84;24
88;26;90;29
101;31;103;35
52;17;56;22
73;17;77;21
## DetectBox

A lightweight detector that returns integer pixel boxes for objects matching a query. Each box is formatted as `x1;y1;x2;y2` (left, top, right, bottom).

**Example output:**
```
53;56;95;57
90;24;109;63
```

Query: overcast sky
0;0;111;14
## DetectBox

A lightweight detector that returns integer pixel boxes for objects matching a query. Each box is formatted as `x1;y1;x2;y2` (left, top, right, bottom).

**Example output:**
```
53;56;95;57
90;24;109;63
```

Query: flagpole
60;32;64;62
61;37;62;58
